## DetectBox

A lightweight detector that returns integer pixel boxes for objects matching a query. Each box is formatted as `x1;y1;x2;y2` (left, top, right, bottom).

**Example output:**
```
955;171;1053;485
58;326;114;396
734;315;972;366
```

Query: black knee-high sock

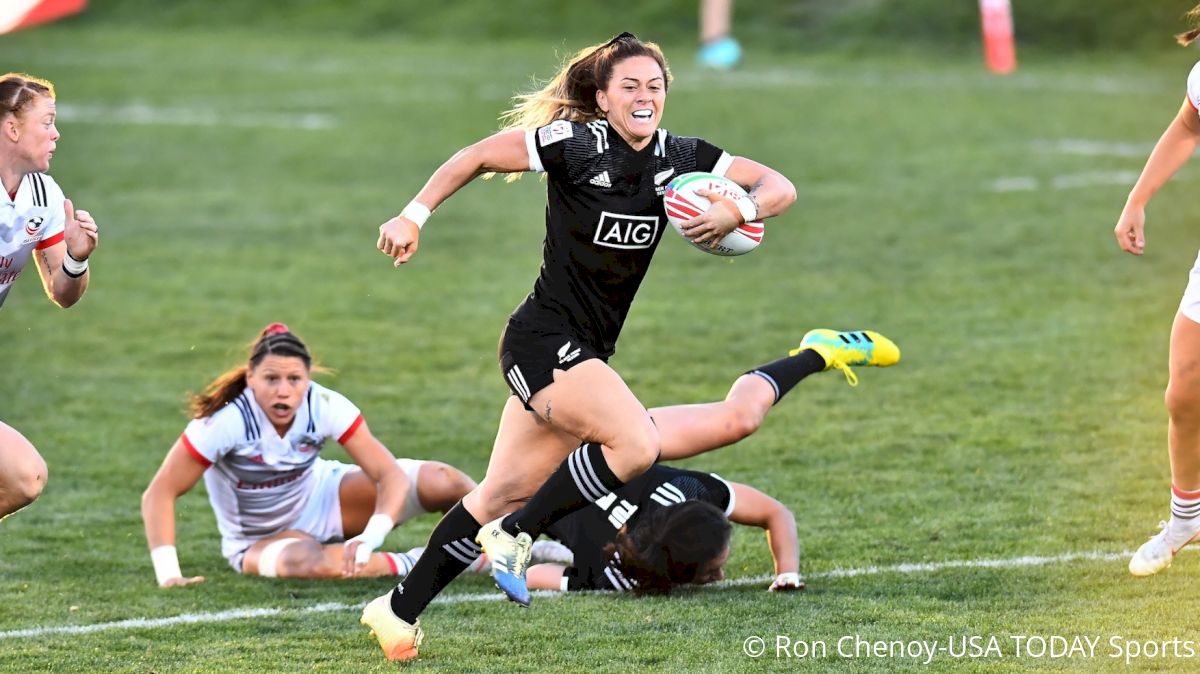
746;348;826;404
389;501;481;623
501;442;625;539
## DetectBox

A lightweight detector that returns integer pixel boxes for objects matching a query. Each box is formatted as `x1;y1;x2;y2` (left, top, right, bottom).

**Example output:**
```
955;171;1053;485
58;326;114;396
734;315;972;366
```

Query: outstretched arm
1116;99;1200;255
141;438;208;588
728;482;802;591
377;129;532;265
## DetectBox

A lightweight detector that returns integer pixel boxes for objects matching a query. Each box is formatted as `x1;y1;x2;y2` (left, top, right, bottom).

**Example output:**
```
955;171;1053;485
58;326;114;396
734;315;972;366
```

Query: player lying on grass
141;324;476;586
525;463;803;595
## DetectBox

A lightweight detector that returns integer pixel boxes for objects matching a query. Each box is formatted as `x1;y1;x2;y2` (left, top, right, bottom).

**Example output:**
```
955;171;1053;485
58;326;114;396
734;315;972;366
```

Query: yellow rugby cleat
790;329;900;386
361;592;424;661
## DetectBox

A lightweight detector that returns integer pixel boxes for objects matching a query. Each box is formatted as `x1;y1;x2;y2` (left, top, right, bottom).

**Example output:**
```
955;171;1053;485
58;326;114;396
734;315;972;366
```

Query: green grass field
4;18;1200;673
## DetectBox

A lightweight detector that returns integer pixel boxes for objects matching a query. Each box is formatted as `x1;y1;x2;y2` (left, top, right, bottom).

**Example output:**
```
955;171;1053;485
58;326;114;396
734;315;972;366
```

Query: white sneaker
531;539;575;565
1129;518;1200;577
360;592;423;661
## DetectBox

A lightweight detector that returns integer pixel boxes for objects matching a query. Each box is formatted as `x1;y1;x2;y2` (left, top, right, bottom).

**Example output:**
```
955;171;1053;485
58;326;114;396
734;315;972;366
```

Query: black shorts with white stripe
498;317;605;412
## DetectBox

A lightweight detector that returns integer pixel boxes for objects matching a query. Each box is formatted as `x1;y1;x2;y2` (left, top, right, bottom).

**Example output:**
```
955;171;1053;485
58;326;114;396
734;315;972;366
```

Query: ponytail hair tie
264;322;290;336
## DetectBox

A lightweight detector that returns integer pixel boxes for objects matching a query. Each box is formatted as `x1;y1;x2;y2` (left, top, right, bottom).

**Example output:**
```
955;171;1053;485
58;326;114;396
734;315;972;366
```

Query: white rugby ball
663;172;764;257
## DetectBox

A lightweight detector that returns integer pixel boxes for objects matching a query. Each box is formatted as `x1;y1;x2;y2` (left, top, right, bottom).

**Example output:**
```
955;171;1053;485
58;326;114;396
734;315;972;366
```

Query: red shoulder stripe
338;414;365;445
181;434;213;468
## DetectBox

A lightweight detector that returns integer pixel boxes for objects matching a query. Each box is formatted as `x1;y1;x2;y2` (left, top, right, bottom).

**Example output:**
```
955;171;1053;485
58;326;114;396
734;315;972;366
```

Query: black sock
389;501;481;623
746;348;826;404
501;442;625;539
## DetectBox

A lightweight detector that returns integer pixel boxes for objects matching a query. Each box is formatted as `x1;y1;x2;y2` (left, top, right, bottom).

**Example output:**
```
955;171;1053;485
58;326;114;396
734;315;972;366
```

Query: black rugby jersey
544;464;735;592
514;119;728;357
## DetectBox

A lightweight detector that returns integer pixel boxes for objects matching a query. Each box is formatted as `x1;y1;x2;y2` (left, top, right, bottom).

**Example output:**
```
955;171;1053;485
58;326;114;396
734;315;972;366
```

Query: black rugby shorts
498;319;603;411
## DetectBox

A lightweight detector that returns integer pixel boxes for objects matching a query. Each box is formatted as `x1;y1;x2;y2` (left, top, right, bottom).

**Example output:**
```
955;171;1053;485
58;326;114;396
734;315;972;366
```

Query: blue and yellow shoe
476;517;533;607
697;36;742;70
790;329;899;386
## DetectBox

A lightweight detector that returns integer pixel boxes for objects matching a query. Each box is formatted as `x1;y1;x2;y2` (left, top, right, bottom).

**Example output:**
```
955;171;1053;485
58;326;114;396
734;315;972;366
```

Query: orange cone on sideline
979;0;1017;75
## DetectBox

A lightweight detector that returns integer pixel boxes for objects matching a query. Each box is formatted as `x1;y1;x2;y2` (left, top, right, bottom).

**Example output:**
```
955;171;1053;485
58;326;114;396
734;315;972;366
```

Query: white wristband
358;513;395;545
62;252;88;276
151;545;183;585
401;201;432;230
348;513;395;565
734;194;758;224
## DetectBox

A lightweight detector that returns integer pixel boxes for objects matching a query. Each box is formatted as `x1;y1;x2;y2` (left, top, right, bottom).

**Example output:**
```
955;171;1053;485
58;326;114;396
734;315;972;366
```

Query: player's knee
421;462;476;511
11;454;47;506
616;426;660;474
253;538;328;578
724;401;766;443
1166;378;1200;421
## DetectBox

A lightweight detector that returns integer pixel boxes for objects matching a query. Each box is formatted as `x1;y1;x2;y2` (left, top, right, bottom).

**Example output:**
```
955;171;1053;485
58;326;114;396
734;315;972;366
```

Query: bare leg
700;0;733;43
0;421;47;519
242;531;401;578
414;462;477;514
1167;312;1200;490
338;459;477;537
651;373;776;462
1129;312;1200;576
462;396;581;523
524;359;661;480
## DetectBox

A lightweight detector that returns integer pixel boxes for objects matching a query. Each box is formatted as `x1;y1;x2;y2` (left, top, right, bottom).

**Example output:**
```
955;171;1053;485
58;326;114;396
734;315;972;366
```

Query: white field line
1038;139;1155;158
986;170;1142;193
56;103;336;131
0;548;1135;640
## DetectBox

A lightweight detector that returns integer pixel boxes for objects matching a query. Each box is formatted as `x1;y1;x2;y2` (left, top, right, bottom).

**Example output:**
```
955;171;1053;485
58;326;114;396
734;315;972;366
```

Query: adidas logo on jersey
593;212;661;250
557;341;581;365
589;171;612;188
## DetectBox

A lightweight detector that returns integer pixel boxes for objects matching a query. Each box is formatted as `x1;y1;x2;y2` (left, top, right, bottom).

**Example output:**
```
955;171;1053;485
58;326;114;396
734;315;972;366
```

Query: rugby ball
663;172;764;257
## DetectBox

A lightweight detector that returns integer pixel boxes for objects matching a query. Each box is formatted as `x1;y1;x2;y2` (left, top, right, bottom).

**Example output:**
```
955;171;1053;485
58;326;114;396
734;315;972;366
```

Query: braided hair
0;73;54;120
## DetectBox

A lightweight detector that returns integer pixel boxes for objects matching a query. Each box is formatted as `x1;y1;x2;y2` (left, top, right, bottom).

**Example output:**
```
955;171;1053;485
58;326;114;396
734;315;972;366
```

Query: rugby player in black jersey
527;464;801;595
364;33;897;661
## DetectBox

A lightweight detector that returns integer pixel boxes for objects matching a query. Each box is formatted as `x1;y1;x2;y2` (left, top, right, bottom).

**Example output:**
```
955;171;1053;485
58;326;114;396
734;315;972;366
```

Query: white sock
1168;485;1200;543
383;547;422;577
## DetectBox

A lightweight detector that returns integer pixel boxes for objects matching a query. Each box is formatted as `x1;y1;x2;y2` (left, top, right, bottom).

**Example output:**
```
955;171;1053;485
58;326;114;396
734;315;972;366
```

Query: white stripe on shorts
506;365;532;402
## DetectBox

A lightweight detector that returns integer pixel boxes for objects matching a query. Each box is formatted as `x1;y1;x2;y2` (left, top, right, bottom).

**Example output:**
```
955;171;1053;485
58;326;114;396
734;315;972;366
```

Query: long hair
606;500;732;596
1178;4;1200;45
501;32;670;132
492;33;670;183
188;323;314;419
0;73;55;120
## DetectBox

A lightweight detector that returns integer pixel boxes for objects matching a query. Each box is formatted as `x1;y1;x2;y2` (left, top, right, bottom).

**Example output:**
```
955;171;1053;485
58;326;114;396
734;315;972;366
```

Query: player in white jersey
141;324;476;586
1120;9;1200;577
0;73;100;522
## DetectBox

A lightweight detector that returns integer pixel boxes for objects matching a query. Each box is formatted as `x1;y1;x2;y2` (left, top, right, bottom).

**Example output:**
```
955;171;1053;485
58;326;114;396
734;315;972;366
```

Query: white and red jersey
180;381;364;560
1187;61;1200;112
0;172;65;309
